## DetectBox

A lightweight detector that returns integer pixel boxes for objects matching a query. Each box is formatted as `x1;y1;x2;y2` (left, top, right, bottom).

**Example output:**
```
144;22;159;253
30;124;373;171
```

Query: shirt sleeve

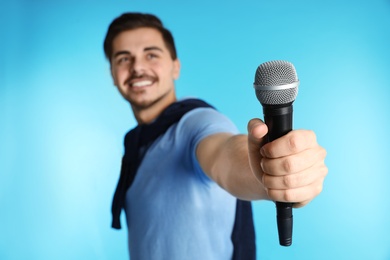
176;107;240;184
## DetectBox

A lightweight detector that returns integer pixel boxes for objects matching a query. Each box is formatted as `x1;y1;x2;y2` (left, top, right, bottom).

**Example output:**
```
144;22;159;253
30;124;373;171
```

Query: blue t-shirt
124;107;240;259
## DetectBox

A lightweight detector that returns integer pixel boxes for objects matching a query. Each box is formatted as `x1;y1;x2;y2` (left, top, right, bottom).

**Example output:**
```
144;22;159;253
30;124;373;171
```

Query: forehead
112;27;166;53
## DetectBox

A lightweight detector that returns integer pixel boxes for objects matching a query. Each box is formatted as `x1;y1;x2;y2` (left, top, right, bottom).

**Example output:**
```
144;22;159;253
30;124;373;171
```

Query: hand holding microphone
248;60;328;246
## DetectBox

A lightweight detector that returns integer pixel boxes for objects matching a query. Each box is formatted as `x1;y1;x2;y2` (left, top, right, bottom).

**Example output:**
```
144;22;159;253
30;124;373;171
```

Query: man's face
110;27;180;109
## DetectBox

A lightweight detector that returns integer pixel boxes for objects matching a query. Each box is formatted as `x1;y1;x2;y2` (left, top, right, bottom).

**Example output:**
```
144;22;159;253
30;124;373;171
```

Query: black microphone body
263;103;294;247
263;104;292;141
253;60;299;247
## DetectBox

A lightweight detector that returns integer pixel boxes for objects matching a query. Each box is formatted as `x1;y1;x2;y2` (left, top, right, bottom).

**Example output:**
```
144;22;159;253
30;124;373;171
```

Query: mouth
130;80;154;88
126;75;156;90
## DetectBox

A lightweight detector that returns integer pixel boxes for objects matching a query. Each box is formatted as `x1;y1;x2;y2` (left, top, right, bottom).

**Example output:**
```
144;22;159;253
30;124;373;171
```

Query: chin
128;98;155;109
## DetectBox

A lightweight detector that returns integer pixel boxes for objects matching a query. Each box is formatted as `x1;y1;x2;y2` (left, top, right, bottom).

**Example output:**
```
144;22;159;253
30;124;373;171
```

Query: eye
146;53;158;60
116;56;131;65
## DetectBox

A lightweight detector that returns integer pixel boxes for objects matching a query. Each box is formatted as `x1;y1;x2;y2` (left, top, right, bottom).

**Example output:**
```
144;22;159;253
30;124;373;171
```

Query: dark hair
103;12;177;62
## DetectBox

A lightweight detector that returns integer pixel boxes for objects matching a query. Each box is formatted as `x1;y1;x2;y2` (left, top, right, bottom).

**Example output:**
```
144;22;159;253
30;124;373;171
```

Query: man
103;13;328;260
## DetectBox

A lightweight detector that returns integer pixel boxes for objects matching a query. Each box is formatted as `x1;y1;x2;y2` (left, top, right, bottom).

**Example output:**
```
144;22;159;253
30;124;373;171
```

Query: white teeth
132;80;153;87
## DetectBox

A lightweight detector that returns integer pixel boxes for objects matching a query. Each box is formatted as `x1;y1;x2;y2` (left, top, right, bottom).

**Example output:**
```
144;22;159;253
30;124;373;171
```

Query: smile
131;80;154;88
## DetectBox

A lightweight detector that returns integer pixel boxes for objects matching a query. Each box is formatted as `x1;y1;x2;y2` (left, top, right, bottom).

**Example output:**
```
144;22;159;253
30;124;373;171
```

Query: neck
132;94;177;125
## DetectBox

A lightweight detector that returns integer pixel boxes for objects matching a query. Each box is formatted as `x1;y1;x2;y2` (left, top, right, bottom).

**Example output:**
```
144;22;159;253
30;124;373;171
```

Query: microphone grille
254;60;299;105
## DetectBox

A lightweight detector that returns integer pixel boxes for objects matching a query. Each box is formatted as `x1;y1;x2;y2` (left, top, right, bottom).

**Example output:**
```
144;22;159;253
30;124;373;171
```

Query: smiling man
104;13;328;260
109;27;180;124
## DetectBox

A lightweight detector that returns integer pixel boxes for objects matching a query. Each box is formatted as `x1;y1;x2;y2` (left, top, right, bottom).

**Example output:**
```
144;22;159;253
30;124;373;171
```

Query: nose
130;56;146;76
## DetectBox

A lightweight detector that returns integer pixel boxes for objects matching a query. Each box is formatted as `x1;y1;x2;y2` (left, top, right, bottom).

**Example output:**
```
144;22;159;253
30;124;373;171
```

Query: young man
104;13;328;259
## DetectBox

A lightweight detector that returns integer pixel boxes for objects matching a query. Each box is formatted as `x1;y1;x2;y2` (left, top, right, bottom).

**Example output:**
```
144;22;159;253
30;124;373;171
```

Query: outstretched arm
196;118;328;206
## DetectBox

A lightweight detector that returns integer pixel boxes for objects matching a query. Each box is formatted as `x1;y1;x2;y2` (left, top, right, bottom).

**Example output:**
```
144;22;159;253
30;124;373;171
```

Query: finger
261;129;318;159
247;118;268;181
261;146;327;176
266;178;325;203
247;118;268;151
262;158;328;190
293;199;311;208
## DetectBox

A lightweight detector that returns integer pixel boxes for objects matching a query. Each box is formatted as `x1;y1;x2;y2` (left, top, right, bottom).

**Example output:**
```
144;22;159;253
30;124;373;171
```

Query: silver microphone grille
253;60;299;105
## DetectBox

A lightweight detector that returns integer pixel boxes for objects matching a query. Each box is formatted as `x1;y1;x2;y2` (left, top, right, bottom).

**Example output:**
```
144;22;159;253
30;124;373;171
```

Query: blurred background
1;0;389;259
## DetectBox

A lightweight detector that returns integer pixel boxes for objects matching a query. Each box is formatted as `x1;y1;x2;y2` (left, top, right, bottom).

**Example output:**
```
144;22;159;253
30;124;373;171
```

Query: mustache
125;73;156;85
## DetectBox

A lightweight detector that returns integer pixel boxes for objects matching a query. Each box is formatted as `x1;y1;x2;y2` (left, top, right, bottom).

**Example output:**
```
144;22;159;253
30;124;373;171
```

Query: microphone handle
263;103;294;247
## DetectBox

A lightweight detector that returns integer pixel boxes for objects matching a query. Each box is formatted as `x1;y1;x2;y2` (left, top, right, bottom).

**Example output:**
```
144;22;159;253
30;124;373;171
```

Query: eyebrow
144;46;164;52
113;46;164;59
113;51;130;58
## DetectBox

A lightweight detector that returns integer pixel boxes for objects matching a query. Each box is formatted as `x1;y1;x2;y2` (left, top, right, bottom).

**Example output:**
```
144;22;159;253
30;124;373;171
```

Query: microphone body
253;60;299;247
263;103;294;246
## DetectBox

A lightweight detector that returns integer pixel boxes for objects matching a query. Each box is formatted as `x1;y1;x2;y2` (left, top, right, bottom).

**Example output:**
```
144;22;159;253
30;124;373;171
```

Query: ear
172;58;181;80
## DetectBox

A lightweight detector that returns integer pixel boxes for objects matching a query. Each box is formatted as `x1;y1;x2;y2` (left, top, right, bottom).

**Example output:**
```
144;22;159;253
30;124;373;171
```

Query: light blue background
1;0;389;259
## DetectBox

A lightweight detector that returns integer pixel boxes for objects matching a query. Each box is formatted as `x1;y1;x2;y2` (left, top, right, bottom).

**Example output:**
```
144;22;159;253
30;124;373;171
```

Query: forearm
197;133;269;201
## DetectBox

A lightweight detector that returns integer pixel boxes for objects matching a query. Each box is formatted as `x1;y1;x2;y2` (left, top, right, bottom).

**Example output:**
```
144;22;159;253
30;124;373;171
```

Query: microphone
253;60;299;246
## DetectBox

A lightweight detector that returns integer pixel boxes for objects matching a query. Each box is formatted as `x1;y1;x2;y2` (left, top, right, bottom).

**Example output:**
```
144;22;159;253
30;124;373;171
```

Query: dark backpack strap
231;200;256;260
111;99;213;229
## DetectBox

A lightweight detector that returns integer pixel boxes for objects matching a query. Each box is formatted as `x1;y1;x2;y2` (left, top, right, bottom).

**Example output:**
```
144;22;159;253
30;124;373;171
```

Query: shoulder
178;107;239;136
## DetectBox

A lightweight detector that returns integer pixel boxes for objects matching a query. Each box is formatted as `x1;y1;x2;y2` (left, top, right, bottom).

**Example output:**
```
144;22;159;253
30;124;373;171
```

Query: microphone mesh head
254;60;299;105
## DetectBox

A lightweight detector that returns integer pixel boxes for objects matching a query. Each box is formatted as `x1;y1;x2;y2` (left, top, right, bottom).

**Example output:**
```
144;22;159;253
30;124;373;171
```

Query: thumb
247;118;268;179
247;118;268;152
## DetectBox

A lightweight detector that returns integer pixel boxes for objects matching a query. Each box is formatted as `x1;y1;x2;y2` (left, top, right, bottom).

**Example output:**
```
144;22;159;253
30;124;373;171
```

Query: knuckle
315;158;328;177
321;165;329;177
309;130;317;141
319;146;327;158
264;145;274;158
287;133;300;153
267;188;277;200
282;158;294;174
316;183;324;196
282;174;297;189
283;189;296;202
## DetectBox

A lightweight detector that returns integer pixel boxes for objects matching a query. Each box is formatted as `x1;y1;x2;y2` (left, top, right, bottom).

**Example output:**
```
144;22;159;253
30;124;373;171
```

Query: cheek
112;69;127;85
156;64;178;80
110;68;118;85
111;73;118;86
